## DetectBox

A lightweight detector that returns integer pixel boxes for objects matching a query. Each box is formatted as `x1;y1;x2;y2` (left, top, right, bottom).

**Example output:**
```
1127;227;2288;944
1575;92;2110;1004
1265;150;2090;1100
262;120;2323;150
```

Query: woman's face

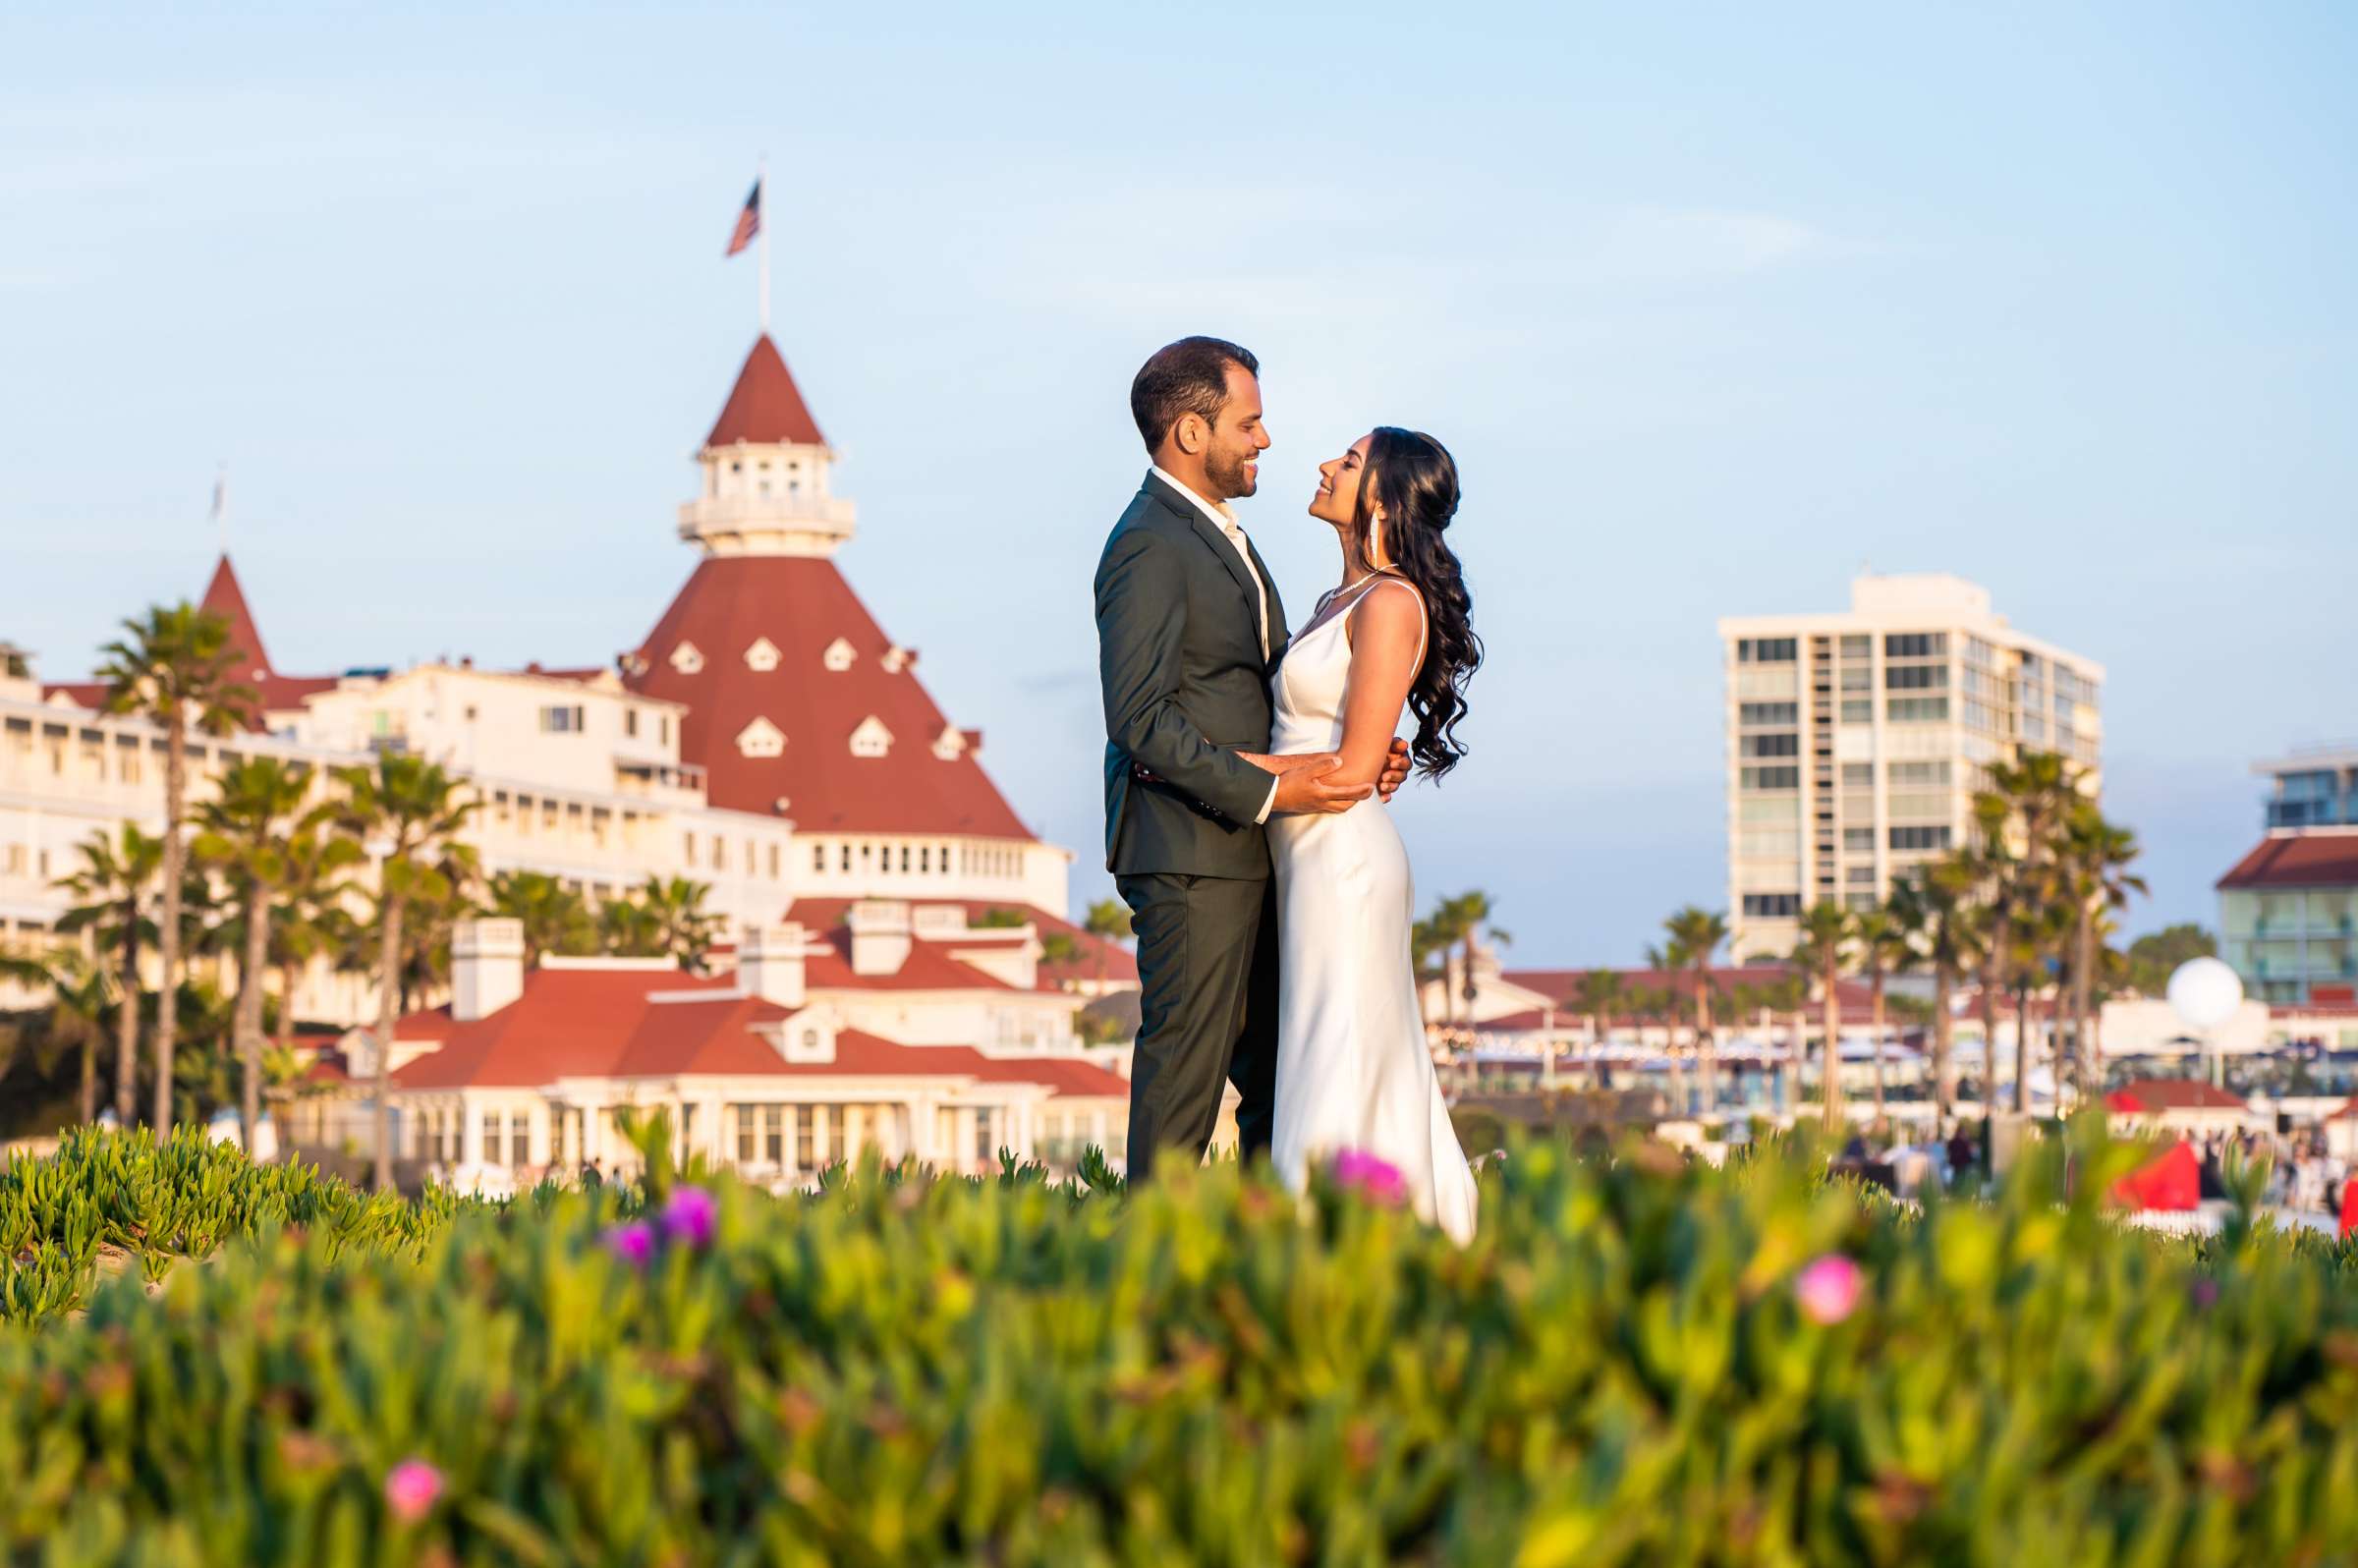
1308;433;1375;530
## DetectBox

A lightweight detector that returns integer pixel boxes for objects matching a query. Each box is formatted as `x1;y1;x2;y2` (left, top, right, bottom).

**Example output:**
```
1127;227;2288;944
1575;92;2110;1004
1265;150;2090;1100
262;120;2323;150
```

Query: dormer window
882;645;915;674
822;638;857;672
669;642;704;675
931;726;967;760
850;716;892;758
744;637;781;672
736;716;786;758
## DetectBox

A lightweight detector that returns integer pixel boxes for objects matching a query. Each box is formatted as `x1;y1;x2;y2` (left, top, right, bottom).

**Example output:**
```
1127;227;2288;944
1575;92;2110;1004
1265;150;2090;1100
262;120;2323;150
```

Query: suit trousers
1116;871;1278;1180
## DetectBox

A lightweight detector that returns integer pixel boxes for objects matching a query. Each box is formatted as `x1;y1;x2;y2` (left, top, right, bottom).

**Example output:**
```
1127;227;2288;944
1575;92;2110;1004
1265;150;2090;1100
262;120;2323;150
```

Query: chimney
452;919;526;1022
738;923;808;1008
849;900;913;977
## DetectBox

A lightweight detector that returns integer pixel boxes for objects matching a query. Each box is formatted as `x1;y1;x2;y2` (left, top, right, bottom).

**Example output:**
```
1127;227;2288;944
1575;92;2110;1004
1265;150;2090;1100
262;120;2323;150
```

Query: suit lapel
1144;473;1265;646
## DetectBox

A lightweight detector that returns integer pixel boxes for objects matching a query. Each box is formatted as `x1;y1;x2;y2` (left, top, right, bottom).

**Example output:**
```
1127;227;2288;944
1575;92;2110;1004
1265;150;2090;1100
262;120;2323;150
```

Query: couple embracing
1095;336;1483;1243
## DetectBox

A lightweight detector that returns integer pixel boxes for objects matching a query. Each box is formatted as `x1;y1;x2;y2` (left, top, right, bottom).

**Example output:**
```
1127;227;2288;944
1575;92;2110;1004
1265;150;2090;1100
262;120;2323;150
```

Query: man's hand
1376;738;1412;804
1243;752;1370;815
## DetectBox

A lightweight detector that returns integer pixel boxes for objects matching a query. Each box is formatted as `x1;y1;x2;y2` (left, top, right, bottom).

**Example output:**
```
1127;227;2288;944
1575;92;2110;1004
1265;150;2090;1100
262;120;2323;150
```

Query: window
744;638;781;672
1738;702;1797;727
813;843;826;873
538;704;587;734
795;1107;815;1171
1840;700;1874;724
1888;760;1950;785
1742;892;1800;918
1840;762;1874;786
735;1104;757;1165
509;1113;529;1168
1839;666;1873;692
481;1110;503;1166
1885;664;1948;690
763;1105;785;1166
849;716;893;757
1843;827;1875;852
736;716;786;758
1740;766;1800;790
1740;733;1798;758
822;638;857;672
683;831;697;867
1887;697;1950;723
1737;638;1797;663
1889;826;1951;851
1884;633;1947;658
1846;866;1877;885
670;643;703;675
768;844;781;879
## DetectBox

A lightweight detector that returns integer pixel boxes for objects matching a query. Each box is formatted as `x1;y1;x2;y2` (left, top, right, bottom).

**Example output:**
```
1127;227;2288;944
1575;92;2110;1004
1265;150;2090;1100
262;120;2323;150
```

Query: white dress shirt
1150;466;1280;824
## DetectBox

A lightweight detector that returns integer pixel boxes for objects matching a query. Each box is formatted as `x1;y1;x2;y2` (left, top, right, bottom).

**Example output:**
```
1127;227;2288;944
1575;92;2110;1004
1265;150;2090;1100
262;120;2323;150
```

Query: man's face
1201;363;1271;502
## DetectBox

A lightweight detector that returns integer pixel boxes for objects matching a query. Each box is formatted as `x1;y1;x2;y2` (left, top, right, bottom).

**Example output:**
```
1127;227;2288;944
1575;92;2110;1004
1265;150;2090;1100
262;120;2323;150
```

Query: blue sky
5;3;2352;963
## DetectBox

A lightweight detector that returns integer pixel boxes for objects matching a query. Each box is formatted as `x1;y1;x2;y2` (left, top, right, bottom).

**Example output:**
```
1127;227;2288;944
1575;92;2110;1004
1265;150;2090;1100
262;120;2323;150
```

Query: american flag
725;180;760;257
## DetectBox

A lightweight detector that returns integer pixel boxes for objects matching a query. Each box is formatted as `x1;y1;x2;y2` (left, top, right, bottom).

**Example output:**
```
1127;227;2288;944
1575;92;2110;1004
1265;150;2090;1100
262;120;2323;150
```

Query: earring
1364;516;1393;573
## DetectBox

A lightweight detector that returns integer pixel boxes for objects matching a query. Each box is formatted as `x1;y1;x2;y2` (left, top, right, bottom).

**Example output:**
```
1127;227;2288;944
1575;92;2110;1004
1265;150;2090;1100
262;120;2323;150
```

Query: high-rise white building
1716;574;2104;962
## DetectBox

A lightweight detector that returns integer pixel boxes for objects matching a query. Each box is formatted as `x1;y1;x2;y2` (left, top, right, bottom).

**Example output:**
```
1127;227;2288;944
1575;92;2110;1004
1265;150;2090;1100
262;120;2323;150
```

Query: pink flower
384;1457;443;1523
660;1185;718;1248
604;1220;655;1267
1794;1254;1864;1325
1331;1149;1410;1205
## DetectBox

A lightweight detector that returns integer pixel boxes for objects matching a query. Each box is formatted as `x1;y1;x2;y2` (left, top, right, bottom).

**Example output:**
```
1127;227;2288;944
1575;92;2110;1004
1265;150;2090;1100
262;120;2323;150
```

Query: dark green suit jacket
1095;473;1292;880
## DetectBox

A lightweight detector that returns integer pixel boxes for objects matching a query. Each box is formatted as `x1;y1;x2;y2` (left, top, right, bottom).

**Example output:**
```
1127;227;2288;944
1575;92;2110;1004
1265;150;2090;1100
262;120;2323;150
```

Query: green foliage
2126;922;2218;996
1;1125;2355;1564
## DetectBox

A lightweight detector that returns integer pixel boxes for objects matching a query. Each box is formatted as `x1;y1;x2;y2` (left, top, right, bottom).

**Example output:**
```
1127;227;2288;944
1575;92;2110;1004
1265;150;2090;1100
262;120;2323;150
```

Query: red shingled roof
625;554;1034;837
2104;1079;2250;1113
386;965;1107;1091
783;898;1139;987
41;552;341;726
704;336;826;448
202;554;274;681
2218;833;2358;891
803;928;1015;991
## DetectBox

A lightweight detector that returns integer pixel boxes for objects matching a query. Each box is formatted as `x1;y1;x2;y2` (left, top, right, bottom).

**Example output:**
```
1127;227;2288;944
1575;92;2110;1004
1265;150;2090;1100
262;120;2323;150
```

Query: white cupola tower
677;336;857;558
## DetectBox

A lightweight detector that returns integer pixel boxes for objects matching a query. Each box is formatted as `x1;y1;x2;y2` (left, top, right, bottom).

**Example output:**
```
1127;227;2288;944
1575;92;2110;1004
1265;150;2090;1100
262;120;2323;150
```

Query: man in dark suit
1095;336;1408;1180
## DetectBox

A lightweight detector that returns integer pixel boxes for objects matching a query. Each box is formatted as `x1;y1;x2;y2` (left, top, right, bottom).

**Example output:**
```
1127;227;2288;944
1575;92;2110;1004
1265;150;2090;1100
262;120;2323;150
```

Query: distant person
1946;1123;1978;1181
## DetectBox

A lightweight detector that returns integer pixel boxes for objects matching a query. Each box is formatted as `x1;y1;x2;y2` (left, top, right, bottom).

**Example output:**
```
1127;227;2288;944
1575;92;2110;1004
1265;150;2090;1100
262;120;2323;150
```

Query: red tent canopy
2110;1140;2201;1211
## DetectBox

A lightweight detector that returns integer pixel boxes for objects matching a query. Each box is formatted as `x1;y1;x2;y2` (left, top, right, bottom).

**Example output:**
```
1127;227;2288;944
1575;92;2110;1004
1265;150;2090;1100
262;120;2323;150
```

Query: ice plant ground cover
2;1127;2355;1566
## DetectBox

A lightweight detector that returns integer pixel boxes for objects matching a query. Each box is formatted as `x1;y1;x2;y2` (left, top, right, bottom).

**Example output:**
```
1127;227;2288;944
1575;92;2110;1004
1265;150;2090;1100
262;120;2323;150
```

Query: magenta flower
1794;1254;1864;1325
604;1219;655;1267
660;1185;718;1248
1331;1149;1410;1205
384;1457;443;1523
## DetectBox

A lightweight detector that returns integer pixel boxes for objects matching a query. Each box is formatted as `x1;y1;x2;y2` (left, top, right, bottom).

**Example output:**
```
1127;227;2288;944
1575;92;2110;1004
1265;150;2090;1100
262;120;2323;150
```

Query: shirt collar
1149;465;1242;532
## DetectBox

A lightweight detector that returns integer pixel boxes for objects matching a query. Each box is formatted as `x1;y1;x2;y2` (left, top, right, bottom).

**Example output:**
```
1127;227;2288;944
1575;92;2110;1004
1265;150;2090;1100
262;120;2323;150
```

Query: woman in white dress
1249;426;1483;1243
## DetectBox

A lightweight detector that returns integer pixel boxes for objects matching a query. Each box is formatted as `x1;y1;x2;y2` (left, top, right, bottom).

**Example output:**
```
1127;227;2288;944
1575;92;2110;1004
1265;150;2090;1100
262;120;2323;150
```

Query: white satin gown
1267;575;1480;1244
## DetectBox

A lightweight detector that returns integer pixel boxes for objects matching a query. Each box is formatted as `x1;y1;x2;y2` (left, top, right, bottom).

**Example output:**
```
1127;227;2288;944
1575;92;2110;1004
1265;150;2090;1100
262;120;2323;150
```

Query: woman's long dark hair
1354;426;1480;781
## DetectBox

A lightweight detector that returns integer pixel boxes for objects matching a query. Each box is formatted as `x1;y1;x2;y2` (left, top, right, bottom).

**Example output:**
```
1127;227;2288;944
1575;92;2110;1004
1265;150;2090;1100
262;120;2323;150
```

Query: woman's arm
1329;583;1426;791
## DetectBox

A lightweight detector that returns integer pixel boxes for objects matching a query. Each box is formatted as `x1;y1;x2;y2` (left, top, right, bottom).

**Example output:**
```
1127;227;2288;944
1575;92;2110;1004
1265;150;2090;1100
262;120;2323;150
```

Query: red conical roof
703;336;826;449
201;553;272;679
625;554;1031;839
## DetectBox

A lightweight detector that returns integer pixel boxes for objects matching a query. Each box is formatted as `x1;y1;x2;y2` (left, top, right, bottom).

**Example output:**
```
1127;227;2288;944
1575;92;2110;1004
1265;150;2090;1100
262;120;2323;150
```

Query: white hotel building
0;332;1135;1175
1716;574;2104;963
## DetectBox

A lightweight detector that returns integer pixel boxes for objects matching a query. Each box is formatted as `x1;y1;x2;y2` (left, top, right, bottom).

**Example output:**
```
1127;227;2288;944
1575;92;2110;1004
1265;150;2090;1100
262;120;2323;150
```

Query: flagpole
212;463;228;555
758;154;770;335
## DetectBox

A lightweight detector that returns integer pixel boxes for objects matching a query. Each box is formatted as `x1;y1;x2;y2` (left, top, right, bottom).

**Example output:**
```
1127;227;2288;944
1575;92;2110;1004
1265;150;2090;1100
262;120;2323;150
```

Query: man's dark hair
1129;336;1259;452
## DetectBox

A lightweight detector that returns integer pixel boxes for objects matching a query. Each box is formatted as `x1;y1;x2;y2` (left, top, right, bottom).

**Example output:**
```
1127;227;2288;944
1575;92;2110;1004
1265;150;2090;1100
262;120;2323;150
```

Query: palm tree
486;869;597;969
1852;906;1911;1120
1083;898;1133;991
192;756;340;1152
334;755;477;1191
2058;804;2145;1109
1663;907;1729;1113
1572;969;1625;1049
41;953;111;1127
1973;752;2081;1114
1788;902;1853;1133
629;875;721;974
1887;859;1980;1120
53;823;164;1125
95;602;257;1134
267;828;362;1064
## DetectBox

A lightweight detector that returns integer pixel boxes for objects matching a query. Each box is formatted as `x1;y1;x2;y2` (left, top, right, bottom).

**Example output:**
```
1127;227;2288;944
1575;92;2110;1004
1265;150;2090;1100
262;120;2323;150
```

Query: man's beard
1206;447;1257;500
